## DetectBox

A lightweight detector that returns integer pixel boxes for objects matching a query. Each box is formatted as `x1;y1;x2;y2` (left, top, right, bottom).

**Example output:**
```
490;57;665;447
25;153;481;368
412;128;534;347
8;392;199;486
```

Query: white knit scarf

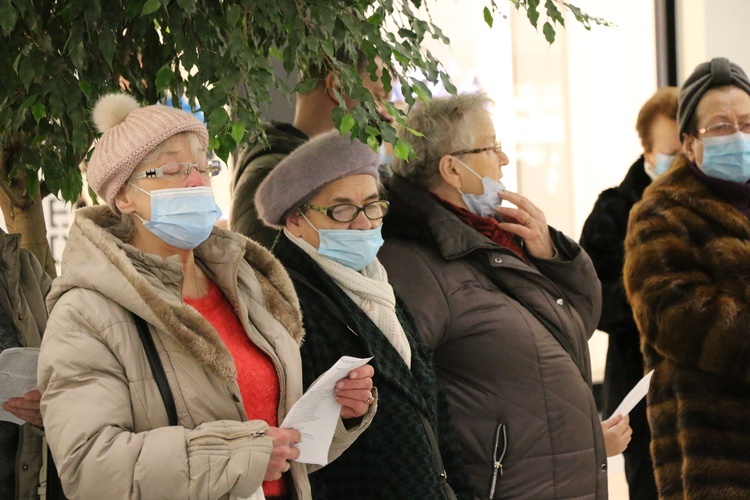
284;229;412;367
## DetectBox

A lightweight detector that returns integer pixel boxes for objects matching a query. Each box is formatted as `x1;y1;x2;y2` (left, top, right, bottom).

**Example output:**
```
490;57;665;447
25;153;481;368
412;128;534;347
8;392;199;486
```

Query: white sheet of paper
610;369;654;418
281;355;373;466
0;347;39;425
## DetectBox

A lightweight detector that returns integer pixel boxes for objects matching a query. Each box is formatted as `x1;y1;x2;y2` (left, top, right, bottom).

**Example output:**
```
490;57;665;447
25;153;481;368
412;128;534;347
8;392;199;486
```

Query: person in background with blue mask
255;130;473;500
379;91;628;499
38;94;376;499
580;86;679;500
624;58;750;499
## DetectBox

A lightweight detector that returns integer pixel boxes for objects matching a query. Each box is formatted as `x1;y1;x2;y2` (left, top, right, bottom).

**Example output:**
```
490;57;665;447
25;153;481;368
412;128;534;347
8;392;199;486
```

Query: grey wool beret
678;57;750;139
255;130;380;228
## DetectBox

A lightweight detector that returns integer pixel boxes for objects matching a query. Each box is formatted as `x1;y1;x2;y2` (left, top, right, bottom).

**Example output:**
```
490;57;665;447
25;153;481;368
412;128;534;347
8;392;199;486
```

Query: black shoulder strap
133;314;179;426
284;268;359;337
472;256;588;381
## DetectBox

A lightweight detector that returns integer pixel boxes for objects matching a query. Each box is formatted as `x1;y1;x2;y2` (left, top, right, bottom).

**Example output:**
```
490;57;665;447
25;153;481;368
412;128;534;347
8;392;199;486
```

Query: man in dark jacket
580;87;679;500
0;229;52;499
230;52;392;247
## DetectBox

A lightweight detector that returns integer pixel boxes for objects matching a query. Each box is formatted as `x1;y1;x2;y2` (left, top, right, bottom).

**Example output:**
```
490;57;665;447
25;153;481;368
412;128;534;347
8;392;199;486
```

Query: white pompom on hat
86;93;209;205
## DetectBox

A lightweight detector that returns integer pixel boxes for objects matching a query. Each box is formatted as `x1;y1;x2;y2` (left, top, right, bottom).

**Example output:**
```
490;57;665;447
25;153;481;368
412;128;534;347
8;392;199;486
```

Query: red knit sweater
185;279;286;498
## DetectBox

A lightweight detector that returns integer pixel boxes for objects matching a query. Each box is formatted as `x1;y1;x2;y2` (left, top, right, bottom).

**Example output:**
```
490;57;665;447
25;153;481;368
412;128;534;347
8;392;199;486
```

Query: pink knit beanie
86;93;209;205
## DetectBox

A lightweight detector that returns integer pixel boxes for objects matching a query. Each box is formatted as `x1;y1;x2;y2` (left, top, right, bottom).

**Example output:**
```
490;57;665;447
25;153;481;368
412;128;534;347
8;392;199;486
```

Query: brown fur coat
624;155;750;499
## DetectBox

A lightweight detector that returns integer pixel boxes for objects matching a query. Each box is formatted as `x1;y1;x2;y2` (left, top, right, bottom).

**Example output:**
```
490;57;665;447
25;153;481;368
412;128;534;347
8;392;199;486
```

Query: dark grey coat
0;230;51;499
379;175;607;499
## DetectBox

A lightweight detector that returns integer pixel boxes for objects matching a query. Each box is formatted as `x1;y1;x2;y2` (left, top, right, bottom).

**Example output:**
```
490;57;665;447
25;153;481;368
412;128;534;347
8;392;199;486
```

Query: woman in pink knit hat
36;94;375;500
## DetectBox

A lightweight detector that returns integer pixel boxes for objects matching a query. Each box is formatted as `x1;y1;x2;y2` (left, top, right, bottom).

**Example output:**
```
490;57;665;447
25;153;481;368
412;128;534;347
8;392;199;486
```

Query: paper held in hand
0;347;39;425
281;355;373;466
610;369;654;418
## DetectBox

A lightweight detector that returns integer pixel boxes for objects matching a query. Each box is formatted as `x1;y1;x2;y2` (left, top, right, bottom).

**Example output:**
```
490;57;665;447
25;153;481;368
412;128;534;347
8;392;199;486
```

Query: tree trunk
0;147;57;278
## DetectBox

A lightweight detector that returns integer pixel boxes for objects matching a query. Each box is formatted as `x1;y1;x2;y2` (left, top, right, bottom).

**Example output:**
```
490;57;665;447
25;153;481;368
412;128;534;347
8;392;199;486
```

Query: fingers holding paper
601;414;632;457
2;389;43;427
335;363;375;420
264;427;301;481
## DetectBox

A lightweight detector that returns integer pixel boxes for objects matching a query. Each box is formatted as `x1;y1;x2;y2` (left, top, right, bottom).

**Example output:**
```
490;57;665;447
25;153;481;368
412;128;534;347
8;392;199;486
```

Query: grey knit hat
255;130;380;228
677;57;750;139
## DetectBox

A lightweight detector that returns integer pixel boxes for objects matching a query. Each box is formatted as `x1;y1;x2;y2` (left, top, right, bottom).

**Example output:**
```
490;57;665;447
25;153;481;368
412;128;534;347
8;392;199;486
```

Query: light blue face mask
653;153;675;176
131;185;222;249
302;213;384;271
700;132;750;183
454;158;506;218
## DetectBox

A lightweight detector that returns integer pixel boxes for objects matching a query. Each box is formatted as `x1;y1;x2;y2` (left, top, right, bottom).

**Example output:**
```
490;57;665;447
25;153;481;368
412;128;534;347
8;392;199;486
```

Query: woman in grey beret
255;129;473;499
624;57;750;498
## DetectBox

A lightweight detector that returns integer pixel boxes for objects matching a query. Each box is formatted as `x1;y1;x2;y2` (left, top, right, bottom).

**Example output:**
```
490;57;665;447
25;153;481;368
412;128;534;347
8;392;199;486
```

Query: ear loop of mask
299;209;320;233
127;182;150;223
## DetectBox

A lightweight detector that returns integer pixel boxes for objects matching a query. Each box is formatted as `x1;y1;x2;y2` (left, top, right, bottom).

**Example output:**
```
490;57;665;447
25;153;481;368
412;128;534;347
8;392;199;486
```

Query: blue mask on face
132;185;222;249
302;213;384;271
454;158;506;218
653;153;675;176
700;132;750;183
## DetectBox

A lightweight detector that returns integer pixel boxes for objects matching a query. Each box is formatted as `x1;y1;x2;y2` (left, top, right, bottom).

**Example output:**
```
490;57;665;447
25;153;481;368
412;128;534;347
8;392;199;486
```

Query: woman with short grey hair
380;91;627;499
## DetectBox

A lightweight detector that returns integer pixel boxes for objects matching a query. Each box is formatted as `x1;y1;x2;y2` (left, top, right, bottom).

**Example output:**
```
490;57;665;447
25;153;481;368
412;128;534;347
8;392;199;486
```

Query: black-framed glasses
697;122;750;138
131;159;222;181
447;141;502;157
303;200;390;223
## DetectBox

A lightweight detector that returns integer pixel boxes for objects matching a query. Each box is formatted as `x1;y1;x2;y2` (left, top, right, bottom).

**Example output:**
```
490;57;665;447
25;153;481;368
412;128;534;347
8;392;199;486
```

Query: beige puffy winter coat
38;206;372;499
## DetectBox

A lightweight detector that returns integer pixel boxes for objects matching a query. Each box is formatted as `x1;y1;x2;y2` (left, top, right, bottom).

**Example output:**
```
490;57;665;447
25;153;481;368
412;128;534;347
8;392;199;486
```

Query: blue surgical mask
454;158;506;218
302;213;384;271
653;153;675;176
700;132;750;183
131;185;222;249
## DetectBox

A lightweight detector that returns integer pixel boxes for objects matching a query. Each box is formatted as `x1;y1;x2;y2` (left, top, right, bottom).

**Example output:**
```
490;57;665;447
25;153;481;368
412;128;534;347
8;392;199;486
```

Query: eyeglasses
131;160;222;181
697;122;750;138
447;141;502;157
303;200;390;223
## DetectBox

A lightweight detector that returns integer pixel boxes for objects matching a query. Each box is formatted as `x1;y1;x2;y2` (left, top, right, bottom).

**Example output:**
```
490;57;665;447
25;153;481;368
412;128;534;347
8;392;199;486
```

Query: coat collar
274;233;432;413
646;155;750;237
48;205;303;381
383;175;500;259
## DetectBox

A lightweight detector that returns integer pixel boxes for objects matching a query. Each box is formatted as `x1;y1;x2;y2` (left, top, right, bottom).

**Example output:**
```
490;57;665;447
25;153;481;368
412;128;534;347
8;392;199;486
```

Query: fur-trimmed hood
47;205;303;381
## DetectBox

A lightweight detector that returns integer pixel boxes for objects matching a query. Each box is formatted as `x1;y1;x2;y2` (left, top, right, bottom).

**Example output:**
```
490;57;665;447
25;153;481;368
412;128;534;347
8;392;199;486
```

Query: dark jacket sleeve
229;151;283;248
580;189;638;336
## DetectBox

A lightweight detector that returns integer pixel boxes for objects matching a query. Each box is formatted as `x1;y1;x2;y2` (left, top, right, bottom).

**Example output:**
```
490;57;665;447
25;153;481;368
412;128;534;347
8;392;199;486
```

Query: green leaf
155;65;173;92
25;169;39;197
545;0;564;25
294;78;319;94
141;0;161;16
483;6;493;28
366;134;379;151
98;29;115;67
394;140;411;160
404;126;424;138
0;1;17;34
527;0;540;27
176;0;196;14
17;57;34;89
231;122;245;143
78;80;92;100
339;113;356;134
543;21;555;43
31;102;45;123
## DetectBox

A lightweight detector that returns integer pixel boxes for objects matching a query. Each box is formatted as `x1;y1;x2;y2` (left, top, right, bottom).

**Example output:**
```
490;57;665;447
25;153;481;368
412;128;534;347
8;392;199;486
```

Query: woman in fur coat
624;57;750;499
